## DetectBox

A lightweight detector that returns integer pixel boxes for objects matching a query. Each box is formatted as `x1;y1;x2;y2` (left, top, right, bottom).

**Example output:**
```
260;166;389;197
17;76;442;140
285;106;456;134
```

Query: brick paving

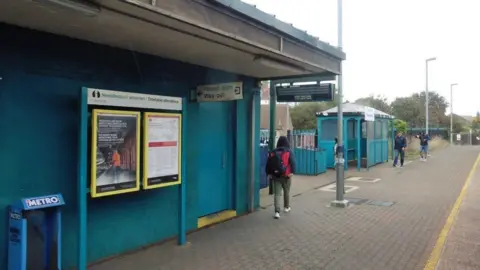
437;150;480;270
260;172;336;208
89;146;479;270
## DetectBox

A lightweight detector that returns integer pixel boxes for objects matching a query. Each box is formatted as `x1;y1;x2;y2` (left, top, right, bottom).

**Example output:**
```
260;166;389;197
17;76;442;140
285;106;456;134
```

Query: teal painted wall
0;24;260;268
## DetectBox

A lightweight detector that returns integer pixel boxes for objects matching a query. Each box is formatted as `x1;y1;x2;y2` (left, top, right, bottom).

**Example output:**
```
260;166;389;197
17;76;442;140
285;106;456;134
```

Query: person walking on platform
393;131;407;167
416;132;430;161
265;136;296;219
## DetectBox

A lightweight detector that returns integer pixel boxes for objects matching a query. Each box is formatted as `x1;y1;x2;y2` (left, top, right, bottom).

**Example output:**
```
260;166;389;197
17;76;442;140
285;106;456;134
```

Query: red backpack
266;149;291;177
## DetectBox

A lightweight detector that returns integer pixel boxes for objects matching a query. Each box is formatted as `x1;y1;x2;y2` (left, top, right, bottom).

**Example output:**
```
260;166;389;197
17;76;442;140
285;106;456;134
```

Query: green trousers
273;176;292;213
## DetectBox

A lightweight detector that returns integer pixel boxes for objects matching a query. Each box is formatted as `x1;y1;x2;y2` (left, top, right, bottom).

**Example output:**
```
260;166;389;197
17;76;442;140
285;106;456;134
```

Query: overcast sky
242;0;479;116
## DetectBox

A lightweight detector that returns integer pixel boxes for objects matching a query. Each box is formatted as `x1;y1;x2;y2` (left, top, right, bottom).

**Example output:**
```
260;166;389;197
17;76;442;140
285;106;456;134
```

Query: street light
450;83;458;144
425;57;437;134
330;0;348;208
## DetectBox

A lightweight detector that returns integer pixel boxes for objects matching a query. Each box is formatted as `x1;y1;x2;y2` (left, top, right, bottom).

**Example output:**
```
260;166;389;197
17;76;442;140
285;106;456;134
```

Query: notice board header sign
87;88;182;111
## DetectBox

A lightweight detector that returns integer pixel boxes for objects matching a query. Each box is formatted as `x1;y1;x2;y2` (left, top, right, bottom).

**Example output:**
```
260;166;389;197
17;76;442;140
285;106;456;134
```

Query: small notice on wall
196;82;243;102
143;112;182;189
90;109;141;198
365;107;375;122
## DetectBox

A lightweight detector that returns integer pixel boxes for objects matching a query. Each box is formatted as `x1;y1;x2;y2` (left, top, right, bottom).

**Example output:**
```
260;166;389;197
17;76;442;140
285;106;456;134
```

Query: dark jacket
394;135;407;150
419;135;430;146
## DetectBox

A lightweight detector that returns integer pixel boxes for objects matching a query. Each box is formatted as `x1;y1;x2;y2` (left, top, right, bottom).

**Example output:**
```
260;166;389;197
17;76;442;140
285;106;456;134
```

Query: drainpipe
249;87;260;212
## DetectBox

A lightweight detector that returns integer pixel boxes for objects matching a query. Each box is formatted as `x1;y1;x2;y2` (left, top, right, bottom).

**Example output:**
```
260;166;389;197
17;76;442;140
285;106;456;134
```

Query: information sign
143;112;182;189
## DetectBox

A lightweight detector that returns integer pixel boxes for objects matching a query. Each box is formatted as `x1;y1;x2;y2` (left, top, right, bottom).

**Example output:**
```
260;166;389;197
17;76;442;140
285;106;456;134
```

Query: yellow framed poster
143;112;182;189
90;109;141;198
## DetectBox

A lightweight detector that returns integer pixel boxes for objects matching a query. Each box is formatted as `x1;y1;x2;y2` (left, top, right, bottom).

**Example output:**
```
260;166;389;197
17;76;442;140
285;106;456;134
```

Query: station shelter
0;0;345;269
316;103;394;170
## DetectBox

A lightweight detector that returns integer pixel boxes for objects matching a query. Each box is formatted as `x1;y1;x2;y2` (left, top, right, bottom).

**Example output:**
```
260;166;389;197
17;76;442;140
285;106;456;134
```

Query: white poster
365;107;375;122
144;113;181;188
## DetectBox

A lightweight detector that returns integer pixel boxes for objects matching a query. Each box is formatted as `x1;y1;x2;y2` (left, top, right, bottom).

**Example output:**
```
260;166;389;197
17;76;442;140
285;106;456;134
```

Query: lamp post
425;57;436;134
331;0;348;208
450;83;458;144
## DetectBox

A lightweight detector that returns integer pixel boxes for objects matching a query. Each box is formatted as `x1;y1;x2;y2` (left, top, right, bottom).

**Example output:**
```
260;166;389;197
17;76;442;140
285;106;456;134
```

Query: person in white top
333;137;338;167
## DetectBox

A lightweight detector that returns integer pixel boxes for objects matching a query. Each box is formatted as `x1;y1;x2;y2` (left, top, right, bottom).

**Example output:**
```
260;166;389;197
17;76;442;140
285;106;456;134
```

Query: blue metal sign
276;83;335;102
21;194;65;210
9;194;65;270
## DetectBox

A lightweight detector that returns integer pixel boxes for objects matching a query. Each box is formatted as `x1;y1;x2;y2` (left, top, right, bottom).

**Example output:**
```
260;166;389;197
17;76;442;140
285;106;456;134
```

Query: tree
290;102;336;129
391;96;422;126
391;91;448;128
393;119;407;134
354;95;392;114
471;111;480;132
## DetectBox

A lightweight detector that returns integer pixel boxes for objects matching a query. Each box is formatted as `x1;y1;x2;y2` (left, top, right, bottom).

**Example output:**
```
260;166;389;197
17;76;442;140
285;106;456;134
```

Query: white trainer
284;207;291;213
274;212;280;219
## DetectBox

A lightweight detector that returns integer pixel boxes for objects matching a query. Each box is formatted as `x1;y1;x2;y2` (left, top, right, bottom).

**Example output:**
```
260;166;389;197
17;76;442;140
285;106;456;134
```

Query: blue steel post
392;123;395;160
268;81;276;151
343;119;348;170
78;87;88;270
57;210;62;269
249;89;259;213
317;120;322;174
178;97;187;245
268;81;276;195
373;120;377;164
44;213;52;268
357;118;361;171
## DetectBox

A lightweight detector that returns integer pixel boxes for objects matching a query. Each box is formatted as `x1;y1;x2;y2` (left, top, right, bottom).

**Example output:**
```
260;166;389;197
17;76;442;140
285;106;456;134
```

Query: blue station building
0;0;345;269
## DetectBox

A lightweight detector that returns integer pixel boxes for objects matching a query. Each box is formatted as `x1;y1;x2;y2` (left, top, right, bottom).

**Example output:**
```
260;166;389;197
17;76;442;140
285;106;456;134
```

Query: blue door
197;102;233;217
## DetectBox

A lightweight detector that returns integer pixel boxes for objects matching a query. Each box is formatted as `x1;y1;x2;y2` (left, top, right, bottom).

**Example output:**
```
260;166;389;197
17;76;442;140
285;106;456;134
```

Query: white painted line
345;186;359;193
346;177;381;183
318;183;359;193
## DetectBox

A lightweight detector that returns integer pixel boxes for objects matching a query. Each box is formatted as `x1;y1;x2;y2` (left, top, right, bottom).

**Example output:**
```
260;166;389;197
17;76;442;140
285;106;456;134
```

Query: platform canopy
0;0;345;79
316;103;394;119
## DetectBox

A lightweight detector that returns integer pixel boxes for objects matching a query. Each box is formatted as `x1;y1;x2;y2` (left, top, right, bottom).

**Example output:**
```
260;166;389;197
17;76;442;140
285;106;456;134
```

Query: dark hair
276;136;290;149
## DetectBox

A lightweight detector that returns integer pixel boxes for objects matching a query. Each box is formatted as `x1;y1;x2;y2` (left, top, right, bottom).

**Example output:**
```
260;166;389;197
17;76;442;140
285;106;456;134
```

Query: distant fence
405;127;448;138
259;129;326;189
452;132;480;145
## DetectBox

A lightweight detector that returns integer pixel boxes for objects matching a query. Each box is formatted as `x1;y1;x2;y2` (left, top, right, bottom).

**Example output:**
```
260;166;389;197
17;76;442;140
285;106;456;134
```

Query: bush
393;119;407;134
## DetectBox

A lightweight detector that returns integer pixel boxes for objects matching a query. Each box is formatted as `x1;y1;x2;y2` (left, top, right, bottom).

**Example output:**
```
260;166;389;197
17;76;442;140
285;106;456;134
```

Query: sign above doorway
195;82;243;102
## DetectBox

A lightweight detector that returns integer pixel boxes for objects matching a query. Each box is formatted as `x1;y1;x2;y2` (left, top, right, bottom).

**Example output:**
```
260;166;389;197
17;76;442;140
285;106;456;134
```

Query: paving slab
88;146;479;270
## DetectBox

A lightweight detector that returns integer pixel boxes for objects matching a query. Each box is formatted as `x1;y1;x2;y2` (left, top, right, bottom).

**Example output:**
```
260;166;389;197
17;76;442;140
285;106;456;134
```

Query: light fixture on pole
425;57;436;134
450;83;458;144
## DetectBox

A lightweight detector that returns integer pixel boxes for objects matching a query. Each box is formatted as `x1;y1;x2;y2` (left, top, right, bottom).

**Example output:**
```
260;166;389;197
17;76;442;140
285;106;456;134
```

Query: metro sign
22;194;65;210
